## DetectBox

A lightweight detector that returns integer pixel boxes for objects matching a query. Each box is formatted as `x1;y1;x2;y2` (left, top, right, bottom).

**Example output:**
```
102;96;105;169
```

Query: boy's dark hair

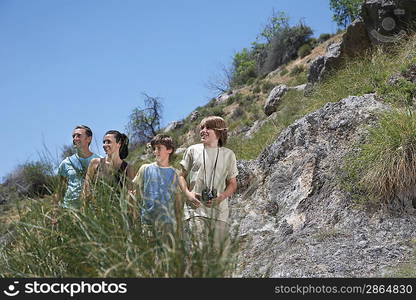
105;130;129;159
150;134;176;159
199;116;228;147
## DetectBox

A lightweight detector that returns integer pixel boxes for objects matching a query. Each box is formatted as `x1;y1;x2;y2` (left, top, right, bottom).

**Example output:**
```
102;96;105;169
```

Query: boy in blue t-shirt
133;134;183;233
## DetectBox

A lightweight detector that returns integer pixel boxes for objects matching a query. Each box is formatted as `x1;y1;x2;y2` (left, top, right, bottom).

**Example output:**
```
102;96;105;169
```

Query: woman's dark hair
105;130;129;159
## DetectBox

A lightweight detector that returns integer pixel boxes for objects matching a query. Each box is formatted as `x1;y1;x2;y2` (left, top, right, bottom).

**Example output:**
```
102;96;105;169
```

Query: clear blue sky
0;0;336;182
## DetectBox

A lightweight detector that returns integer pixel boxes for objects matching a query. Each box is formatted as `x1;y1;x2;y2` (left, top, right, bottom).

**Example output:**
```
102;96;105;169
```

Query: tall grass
341;109;416;206
0;180;239;277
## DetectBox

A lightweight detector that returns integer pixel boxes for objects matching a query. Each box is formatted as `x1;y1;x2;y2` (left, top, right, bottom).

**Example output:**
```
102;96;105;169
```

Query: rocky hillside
222;0;416;277
231;94;415;277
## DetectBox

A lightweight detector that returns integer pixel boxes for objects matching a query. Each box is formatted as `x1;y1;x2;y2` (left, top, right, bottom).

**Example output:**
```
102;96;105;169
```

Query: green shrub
261;81;275;94
280;67;289;76
253;85;261;94
259;24;313;75
230;48;257;88
226;96;235;106
208;98;218;107
289;64;305;76
246;77;255;86
318;33;332;43
2;161;55;198
297;44;312;58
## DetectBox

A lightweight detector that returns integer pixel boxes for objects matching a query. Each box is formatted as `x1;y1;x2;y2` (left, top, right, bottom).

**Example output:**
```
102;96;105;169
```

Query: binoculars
201;187;217;203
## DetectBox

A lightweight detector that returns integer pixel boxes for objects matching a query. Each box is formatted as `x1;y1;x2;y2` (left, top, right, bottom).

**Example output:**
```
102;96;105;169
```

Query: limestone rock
164;121;184;133
190;111;199;122
307;42;341;84
230;94;416;277
264;85;288;116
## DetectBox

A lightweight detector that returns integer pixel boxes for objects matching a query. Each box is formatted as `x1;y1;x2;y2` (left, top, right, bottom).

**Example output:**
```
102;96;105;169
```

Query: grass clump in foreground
0;183;239;277
341;109;416;208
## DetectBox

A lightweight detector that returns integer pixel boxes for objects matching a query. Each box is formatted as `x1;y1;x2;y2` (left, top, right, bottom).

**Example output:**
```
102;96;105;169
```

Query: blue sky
0;0;336;181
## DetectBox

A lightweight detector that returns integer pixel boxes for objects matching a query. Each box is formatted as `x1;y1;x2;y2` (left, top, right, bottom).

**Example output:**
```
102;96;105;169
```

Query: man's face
200;125;218;145
72;128;91;150
153;144;172;164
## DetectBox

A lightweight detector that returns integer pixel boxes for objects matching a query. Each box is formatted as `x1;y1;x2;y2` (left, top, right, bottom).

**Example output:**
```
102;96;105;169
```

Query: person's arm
174;185;184;237
81;158;98;210
206;177;237;207
126;165;138;220
178;168;201;208
54;176;67;206
132;165;146;221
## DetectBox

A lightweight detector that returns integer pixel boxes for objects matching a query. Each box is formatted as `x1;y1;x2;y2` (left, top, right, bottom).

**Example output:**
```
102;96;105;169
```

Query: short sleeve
180;147;193;173
133;164;147;196
227;151;238;180
57;159;67;177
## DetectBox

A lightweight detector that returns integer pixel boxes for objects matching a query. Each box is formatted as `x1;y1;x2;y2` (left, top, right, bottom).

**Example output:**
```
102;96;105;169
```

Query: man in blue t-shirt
55;125;100;211
133;134;183;234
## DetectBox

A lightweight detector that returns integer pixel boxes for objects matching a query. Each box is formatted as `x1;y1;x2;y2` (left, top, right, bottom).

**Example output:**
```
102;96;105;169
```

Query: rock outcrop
231;94;416;277
264;85;288;116
164;121;184;133
307;42;342;84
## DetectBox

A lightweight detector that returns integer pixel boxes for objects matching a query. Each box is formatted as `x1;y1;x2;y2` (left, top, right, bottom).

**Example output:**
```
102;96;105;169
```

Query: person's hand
204;193;226;208
186;191;202;208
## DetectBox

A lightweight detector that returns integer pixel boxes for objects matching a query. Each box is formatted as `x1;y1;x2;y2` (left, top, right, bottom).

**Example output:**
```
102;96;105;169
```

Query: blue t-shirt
57;153;101;208
134;162;179;225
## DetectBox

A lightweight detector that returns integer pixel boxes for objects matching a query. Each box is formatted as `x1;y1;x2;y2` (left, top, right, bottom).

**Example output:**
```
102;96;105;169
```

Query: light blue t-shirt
57;153;101;209
134;162;179;225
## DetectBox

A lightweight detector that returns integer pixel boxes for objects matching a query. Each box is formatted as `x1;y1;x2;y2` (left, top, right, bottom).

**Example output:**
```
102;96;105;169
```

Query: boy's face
153;144;172;164
200;125;219;145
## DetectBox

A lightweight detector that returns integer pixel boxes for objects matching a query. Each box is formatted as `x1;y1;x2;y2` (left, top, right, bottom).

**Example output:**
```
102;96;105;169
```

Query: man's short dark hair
74;125;92;137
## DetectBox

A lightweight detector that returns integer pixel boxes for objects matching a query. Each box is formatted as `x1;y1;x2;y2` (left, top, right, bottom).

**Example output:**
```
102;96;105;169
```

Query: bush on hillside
280;67;289;76
298;43;312;58
230;48;257;88
259;23;313;76
261;81;275;94
2;161;55;198
318;33;332;43
289;64;305;76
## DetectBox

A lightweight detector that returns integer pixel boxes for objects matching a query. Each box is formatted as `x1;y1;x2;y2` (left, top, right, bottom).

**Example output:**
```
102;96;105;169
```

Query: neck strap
203;146;219;191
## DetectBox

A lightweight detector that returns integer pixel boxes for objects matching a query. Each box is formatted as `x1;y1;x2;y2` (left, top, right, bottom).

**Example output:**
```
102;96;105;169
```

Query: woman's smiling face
102;134;120;156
